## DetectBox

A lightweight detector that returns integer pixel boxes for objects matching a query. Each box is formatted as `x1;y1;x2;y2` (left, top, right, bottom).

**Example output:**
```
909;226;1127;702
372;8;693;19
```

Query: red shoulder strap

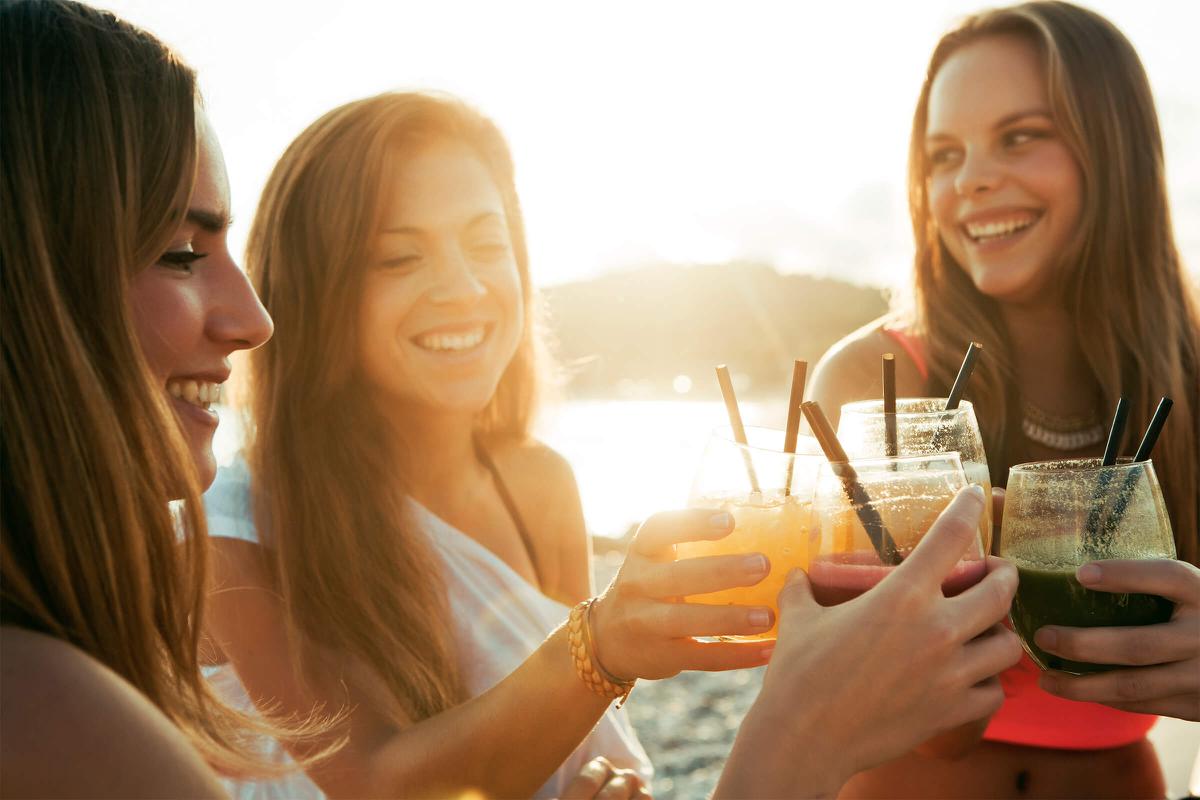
882;327;930;382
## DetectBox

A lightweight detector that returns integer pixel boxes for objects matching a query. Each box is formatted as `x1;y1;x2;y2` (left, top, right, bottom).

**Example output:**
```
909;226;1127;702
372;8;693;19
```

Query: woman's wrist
716;696;850;799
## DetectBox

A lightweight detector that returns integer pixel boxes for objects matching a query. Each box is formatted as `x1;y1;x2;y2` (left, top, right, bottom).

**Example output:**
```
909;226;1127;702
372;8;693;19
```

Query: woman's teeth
964;215;1037;243
167;379;221;410
415;327;486;352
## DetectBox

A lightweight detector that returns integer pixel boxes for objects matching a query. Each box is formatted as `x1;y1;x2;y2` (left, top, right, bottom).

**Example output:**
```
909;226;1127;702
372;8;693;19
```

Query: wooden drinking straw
715;365;761;493
883;353;898;458
802;401;902;566
783;359;808;496
944;342;983;410
1085;396;1130;542
1102;397;1174;535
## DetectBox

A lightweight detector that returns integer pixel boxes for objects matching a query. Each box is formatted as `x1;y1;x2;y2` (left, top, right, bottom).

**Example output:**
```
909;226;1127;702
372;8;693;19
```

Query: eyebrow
186;208;232;233
381;212;503;235
925;108;1053;142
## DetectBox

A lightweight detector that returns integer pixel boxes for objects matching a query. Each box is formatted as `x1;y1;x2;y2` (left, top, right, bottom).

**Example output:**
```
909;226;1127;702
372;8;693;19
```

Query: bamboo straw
783;359;808;496
883;353;898;458
802;401;902;565
715;365;760;493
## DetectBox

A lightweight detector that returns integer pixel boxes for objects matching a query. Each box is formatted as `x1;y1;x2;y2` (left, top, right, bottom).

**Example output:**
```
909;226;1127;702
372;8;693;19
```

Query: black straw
944;342;982;410
1101;397;1174;537
1100;397;1130;467
802;401;902;566
883;354;898;458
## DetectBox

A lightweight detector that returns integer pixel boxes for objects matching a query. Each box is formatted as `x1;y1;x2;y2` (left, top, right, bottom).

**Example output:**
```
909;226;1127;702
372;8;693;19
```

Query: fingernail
1034;627;1057;650
785;568;804;585
709;512;733;529
965;484;986;505
742;554;768;575
749;609;772;629
1077;563;1101;585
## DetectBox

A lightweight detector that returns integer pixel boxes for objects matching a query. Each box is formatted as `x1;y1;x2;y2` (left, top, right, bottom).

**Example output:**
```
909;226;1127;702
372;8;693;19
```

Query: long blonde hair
907;1;1200;561
245;92;542;720
0;0;288;774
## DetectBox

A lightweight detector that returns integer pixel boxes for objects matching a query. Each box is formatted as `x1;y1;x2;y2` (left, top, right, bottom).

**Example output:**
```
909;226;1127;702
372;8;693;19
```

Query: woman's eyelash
158;250;206;269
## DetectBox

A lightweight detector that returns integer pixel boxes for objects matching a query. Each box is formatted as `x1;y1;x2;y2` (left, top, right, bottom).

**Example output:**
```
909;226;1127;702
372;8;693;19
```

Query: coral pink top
881;326;1158;750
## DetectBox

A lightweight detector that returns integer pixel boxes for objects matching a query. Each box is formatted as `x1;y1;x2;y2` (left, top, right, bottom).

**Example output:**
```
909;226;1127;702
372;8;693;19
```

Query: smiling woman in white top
199;91;782;799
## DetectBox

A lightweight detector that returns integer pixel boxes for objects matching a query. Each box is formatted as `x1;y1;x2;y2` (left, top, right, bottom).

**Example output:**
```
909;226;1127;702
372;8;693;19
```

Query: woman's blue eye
157;250;205;272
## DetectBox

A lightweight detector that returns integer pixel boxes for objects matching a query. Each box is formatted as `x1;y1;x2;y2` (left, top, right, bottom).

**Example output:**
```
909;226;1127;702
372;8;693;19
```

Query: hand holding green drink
999;397;1200;720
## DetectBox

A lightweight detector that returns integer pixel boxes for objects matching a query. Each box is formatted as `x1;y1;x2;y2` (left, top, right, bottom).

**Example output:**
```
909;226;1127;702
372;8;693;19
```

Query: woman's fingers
1038;661;1197;707
560;757;615;799
1034;619;1193;666
626;552;770;598
631;509;735;559
887;485;986;591
667;638;775;673
944;559;1019;640
633;600;774;639
1104;694;1200;721
1073;559;1200;605
957;626;1024;688
593;770;642;800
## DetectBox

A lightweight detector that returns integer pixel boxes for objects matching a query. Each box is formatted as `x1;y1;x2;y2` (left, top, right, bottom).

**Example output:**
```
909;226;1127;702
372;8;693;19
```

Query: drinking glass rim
711;424;823;457
820;450;966;473
840;397;975;418
1009;456;1153;477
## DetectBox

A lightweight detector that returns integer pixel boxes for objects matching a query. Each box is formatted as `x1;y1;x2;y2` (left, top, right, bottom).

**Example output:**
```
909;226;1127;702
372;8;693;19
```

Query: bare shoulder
809;317;924;427
488;437;579;499
487;437;590;602
0;626;225;798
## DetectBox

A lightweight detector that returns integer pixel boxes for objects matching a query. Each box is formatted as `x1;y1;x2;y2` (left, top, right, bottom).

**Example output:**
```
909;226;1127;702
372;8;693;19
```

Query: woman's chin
967;264;1049;305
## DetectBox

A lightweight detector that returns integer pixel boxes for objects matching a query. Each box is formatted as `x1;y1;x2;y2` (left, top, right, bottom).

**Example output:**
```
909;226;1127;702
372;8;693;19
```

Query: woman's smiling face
128;110;273;488
925;34;1084;303
357;140;524;417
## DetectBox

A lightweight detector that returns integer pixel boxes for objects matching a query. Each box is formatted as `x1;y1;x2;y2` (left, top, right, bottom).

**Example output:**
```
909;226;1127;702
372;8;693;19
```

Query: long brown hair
245;92;542;720
906;1;1200;561
0;0;287;774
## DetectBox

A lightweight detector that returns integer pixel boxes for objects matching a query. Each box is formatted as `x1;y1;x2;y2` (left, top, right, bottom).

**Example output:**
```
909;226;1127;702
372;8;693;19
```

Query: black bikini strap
473;436;543;590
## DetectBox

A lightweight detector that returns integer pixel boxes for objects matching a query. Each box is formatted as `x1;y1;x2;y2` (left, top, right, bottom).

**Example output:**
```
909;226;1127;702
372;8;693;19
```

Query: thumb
892;484;986;587
776;568;817;618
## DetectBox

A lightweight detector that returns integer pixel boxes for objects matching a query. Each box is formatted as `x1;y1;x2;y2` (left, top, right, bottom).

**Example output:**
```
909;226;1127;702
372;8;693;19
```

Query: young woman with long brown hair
0;0;276;795
811;2;1200;796
199;91;1024;799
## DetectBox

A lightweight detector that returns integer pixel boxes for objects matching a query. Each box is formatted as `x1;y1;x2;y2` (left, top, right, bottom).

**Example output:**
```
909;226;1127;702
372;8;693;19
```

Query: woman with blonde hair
811;1;1200;795
1;0;276;795
201;90;1025;799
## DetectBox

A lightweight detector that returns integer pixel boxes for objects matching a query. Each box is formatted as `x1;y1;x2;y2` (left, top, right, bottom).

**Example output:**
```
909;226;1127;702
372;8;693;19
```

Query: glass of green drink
1001;458;1177;675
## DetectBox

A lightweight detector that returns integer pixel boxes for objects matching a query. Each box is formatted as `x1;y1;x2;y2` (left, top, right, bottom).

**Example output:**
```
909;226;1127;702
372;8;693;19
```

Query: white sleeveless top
203;460;652;800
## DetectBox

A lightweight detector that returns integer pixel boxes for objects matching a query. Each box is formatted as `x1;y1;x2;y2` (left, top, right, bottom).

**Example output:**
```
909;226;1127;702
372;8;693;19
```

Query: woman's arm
0;627;226;799
1034;558;1200;720
207;507;774;798
808;324;1000;759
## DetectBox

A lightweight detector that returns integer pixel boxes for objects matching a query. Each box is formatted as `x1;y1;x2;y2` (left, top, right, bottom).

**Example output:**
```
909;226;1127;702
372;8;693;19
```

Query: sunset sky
101;0;1200;290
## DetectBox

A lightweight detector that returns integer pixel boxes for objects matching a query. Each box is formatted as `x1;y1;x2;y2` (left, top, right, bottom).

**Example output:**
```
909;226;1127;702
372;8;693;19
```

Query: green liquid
1011;565;1175;675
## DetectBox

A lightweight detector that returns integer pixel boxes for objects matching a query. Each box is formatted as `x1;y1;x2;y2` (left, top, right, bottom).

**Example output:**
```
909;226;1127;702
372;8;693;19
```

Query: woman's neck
1000;301;1100;415
390;408;485;508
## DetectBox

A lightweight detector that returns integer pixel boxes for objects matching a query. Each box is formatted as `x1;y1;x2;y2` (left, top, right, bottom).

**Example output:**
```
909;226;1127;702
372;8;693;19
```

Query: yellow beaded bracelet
567;599;635;708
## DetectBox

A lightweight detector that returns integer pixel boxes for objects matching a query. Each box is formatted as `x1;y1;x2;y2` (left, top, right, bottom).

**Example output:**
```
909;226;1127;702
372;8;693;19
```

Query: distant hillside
541;262;889;398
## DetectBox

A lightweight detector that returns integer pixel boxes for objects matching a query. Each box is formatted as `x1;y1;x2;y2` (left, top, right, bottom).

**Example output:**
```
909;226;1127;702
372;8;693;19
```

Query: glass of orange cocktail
677;425;822;640
808;452;986;605
838;398;993;553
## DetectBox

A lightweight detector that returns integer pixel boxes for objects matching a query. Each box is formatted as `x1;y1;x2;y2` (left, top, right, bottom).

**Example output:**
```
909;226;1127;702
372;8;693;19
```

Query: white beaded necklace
1021;400;1106;451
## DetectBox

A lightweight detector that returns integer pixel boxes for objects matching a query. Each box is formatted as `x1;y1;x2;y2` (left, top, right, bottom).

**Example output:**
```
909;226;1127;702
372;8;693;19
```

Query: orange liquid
823;482;987;561
677;494;813;640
